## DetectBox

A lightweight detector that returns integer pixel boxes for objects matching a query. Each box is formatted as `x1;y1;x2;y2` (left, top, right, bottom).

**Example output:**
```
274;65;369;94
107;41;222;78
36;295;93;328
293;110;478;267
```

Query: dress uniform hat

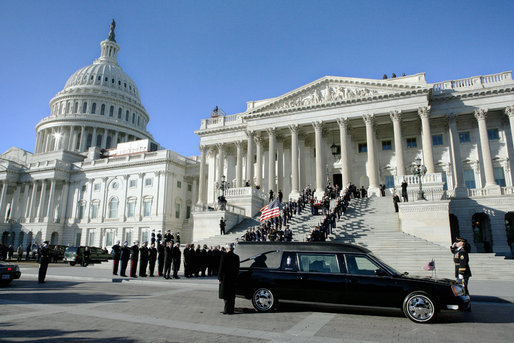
43;241;49;244
456;237;467;243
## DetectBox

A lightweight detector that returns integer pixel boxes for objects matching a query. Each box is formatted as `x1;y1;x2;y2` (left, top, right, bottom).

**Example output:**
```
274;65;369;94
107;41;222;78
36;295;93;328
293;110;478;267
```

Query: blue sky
1;0;512;157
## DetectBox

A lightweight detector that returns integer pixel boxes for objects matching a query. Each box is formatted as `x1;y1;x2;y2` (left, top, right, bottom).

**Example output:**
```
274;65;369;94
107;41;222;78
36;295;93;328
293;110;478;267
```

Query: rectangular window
145;178;153;186
358;143;367;153
124;230;132;244
463;169;476;189
187;184;192;192
459;131;471;143
432;134;443;146
105;231;113;247
94;183;101;191
298;253;340;273
141;230;149;243
186;206;191;219
91;204;99;219
382;140;392;151
177;180;182;188
129;179;137;188
78;205;84;220
143;201;151;217
406;137;417;148
127;202;135;218
385;175;394;189
345;254;381;275
175;203;181;219
488;128;499;141
88;231;95;246
494;167;506;187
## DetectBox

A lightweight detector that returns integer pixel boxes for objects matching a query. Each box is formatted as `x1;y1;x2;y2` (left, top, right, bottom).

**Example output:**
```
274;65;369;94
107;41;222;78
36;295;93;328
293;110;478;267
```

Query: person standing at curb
111;241;121;275
38;241;50;284
119;241;130;277
218;243;240;315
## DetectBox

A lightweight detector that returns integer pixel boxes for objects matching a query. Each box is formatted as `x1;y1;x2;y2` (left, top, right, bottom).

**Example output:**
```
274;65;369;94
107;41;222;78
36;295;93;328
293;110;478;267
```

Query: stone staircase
196;197;514;280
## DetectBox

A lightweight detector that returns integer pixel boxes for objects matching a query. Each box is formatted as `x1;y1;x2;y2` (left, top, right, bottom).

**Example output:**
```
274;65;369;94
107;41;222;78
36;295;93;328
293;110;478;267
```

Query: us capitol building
1;23;513;256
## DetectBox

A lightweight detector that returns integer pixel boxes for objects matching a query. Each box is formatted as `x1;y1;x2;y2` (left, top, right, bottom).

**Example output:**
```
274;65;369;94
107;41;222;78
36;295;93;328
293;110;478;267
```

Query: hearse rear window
298;253;340;273
281;252;298;271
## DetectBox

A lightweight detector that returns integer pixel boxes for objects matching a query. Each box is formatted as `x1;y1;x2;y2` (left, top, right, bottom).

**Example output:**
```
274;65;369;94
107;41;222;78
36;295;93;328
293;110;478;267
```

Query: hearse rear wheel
402;292;437;323
252;287;277;312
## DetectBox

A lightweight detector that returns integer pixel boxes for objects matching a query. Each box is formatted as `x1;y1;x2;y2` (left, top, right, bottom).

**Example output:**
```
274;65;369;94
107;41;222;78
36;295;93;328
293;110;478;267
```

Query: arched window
91;103;96;114
108;198;118;218
82;102;87;113
74;102;79;113
125;110;129;121
118;108;122;119
132;113;135;124
137;116;140;126
66;102;70;114
109;106;114;117
100;104;105;115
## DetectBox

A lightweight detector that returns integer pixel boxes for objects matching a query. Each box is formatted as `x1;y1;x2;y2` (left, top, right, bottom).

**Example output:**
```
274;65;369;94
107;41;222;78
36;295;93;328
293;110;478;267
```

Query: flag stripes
260;198;280;222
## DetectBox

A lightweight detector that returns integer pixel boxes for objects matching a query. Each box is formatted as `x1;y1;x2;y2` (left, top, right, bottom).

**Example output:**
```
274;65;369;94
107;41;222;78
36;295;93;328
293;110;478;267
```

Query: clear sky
1;0;512;157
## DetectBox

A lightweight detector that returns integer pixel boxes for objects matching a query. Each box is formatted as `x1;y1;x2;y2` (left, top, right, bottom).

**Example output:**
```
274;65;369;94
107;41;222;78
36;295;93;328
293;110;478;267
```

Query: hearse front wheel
402;292;437;323
252;287;277;312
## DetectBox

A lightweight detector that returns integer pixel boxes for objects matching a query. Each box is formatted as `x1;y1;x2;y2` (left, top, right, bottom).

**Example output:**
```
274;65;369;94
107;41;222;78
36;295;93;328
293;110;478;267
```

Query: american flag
260;198;280;222
423;259;435;271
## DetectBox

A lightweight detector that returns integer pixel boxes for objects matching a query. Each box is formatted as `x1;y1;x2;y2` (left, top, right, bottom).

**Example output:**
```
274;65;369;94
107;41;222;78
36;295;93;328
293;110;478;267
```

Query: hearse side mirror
374;269;388;277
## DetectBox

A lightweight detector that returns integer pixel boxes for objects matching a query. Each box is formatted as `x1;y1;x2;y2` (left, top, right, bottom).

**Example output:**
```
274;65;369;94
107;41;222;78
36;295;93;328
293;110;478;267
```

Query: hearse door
344;254;400;307
296;253;346;304
277;252;304;301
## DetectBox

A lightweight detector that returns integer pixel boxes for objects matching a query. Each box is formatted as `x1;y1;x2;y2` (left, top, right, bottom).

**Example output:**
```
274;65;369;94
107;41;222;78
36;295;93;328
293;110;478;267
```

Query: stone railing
199;113;243;130
433;71;512;95
394;173;443;186
193;202;246;216
501;186;514;195
225;187;267;200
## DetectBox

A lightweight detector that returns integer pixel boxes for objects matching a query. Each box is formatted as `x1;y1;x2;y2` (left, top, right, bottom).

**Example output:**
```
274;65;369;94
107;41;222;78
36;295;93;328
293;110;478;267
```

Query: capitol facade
1;23;513;255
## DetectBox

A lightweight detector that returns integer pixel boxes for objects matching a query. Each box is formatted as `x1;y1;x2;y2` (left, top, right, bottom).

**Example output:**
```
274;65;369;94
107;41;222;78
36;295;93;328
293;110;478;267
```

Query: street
0;264;513;343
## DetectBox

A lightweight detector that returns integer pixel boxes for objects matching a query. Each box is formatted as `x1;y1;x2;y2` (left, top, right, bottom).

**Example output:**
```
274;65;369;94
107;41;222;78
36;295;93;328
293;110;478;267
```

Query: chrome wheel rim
253;288;274;311
407;295;434;322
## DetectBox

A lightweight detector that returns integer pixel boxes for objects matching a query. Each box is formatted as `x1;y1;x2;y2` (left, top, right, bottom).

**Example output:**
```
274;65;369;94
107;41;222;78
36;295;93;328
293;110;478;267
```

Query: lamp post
216;175;230;211
411;157;427;200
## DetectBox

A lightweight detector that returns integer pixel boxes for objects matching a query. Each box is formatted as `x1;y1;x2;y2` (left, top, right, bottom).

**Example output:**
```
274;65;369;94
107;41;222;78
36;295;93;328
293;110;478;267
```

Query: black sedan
235;242;470;323
0;261;21;286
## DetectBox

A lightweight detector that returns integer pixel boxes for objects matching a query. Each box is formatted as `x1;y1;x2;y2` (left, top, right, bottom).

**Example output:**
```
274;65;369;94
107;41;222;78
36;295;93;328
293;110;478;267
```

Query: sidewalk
17;262;514;304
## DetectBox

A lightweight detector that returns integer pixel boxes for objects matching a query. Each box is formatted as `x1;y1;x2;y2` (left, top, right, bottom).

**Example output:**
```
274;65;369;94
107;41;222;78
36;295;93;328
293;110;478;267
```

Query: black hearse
235;242;470;323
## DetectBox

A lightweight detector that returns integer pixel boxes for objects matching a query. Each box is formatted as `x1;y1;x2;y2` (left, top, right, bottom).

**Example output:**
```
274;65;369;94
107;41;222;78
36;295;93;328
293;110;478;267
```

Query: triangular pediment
246;75;428;115
1;147;32;166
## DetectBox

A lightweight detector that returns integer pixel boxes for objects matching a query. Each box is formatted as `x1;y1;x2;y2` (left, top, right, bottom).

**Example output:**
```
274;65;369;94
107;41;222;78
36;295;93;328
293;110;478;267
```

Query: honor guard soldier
139;241;149;277
38;241;51;283
111;241;121;275
451;238;472;295
119;241;130;277
130;241;139;278
148;243;157;277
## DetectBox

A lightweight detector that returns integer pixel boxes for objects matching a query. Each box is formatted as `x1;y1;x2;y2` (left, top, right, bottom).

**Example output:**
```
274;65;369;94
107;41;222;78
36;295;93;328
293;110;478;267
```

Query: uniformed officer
130;241;139;278
139;241;149;277
119;241;130;277
111;241;121;275
38;241;51;283
148;243;157;277
451;238;472;295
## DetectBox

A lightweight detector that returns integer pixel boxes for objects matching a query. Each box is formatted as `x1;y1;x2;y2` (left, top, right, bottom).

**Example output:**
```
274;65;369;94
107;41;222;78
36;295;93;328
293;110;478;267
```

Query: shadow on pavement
0;326;136;343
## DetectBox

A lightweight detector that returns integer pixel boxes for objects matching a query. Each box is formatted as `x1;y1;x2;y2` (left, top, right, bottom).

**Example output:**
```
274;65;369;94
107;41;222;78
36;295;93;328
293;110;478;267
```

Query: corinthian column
289;125;299;199
245;130;254;186
255;136;263;188
418;106;435;174
313;121;324;199
197;145;207;206
235;141;243;187
267;128;276;193
447;114;468;198
216;143;224;183
389;110;405;176
363;114;380;196
506;106;514;150
337;118;350;186
474;109;500;192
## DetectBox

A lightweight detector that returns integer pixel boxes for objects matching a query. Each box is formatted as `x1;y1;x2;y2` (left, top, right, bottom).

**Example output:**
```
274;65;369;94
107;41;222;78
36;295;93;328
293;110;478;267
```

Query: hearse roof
236;241;370;254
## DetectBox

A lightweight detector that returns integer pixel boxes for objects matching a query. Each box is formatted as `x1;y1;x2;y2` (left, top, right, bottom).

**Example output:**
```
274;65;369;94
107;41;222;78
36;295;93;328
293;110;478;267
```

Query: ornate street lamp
330;143;339;157
216;175;230;210
411;157;427;200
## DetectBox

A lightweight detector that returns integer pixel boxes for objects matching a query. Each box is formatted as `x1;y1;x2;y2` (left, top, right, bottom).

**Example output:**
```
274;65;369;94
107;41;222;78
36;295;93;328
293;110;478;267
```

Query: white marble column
101;177;108;221
390;110;406;176
246;131;254;186
277;137;284;193
113;131;119;147
10;184;21;220
506;106;514;149
85;179;93;223
59;182;69;222
137;173;145;221
313;121;324;198
197;145;207;206
337;118;351;186
289;124;299;198
28;181;38;221
20;183;30;222
418;106;435;174
36;180;47;221
299;137;306;190
121;175;129;221
216;144;225;184
45;179;56;221
448;114;468;198
267;128;276;193
474;109;500;192
154;172;161;216
79;126;86;152
207;148;217;204
0;182;8;222
255;136;263;188
101;129;108;149
91;127;97;147
363;114;380;196
235;141;243;187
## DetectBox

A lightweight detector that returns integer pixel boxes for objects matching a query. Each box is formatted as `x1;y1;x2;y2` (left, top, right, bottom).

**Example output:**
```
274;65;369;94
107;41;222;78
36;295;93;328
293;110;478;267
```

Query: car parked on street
64;246;111;266
0;261;21;286
235;242;470;323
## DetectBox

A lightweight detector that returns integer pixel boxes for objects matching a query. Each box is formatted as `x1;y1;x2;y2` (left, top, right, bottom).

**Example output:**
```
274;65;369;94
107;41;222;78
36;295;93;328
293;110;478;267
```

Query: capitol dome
34;21;157;154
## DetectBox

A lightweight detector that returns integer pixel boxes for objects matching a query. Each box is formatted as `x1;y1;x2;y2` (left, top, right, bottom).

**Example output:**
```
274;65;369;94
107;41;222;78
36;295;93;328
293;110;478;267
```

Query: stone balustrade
433;71;512;94
200;113;243;130
394;172;443;186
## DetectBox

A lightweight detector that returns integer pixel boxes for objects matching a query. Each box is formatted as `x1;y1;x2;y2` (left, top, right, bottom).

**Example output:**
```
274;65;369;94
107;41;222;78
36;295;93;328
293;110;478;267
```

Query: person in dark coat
119;241;130;277
172;243;181;279
220;217;226;235
25;243;31;261
218;244;240;314
38;241;51;283
401;180;408;202
200;245;208;277
451;238;472;295
164;241;173;279
111;241;121;275
148;243;157;277
139;242;149;277
157;241;165;277
392;193;400;212
130;241;139;278
183;243;191;278
83;246;91;267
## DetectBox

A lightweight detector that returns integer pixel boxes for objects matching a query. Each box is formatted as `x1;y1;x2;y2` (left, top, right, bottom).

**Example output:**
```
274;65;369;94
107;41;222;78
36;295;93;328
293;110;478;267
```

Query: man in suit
172;243;181;279
148;242;157;277
164;241;173;279
139;241;149;277
220;217;226;235
130;241;139;278
401;180;408;202
119;241;130;277
38;241;51;284
111;241;121;275
157;241;165;277
218;243;240;314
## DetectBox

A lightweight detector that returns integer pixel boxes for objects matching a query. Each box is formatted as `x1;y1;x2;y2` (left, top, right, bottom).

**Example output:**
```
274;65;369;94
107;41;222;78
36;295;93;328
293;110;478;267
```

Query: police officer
38;241;51;284
119;241;130;277
111;241;121;275
451;238;472;295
